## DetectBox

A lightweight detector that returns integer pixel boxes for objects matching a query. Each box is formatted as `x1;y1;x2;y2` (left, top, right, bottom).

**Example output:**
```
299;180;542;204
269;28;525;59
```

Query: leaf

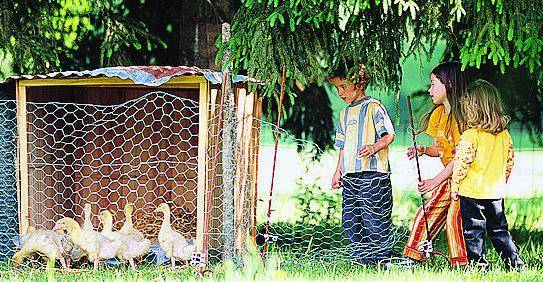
268;12;278;27
278;13;285;25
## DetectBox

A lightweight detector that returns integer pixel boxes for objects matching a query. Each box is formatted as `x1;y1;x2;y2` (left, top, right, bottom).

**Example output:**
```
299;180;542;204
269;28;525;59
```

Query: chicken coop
0;66;262;264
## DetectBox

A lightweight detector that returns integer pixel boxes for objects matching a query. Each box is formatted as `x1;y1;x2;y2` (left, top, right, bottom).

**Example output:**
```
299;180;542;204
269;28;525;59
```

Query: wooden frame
16;81;29;235
13;74;260;263
196;81;209;255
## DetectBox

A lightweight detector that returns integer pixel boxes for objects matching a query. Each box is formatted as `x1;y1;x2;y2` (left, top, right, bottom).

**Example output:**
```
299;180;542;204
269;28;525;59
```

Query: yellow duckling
154;203;195;268
53;217;124;270
100;208;150;270
12;227;69;269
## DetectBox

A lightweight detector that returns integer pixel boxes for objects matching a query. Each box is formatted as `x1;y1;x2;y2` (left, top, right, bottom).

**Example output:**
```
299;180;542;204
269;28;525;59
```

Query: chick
155;203;195;268
53;217;124;270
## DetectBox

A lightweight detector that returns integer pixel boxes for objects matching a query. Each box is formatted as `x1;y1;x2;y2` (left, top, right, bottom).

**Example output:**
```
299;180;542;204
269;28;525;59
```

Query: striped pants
403;180;468;266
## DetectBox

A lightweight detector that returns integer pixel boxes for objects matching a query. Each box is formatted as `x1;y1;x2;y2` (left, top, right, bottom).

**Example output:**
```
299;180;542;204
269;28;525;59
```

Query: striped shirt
335;96;395;174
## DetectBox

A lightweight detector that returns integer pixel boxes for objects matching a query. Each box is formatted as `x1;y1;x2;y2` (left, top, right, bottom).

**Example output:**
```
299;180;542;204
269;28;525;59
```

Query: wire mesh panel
202;89;260;264
25;91;198;236
0;101;18;260
4;89;259;269
256;126;409;265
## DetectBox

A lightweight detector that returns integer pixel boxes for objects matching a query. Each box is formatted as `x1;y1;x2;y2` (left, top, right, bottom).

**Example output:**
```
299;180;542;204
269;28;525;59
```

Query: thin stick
262;66;287;261
406;96;432;247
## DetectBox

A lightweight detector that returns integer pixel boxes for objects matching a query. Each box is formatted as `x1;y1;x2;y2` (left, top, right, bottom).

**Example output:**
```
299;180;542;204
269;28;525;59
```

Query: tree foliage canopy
222;0;542;97
0;0;164;74
220;0;542;154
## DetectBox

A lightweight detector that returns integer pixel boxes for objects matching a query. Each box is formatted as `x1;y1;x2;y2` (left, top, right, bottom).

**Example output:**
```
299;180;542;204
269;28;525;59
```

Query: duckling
13;226;69;269
99;209;150;270
63;203;91;267
119;204;146;240
53;217;124;270
154;203;195;268
117;204;151;268
99;210;119;240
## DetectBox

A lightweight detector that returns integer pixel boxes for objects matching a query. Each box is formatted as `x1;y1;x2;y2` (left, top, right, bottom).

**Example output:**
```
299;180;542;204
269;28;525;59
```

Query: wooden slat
250;95;262;238
18;76;206;88
16;82;29;235
196;81;209;255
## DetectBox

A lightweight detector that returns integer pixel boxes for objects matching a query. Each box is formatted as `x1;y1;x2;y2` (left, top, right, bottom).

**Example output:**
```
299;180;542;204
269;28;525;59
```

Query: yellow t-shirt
425;105;461;166
451;128;515;199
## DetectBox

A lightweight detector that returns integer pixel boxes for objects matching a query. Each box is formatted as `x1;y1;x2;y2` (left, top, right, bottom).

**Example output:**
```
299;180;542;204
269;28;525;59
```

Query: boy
330;63;396;265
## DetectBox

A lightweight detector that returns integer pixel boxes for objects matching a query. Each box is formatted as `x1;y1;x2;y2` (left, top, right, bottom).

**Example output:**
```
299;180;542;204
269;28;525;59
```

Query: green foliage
223;0;543;101
0;0;164;75
293;174;341;225
458;1;543;84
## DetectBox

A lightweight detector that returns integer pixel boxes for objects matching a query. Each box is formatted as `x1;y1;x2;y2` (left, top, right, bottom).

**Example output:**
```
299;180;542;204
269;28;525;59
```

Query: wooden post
221;22;236;261
16;82;29;235
251;96;262;239
196;81;209;258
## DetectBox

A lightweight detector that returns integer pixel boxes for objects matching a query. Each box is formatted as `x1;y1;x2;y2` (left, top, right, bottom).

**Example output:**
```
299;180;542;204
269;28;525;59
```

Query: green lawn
2;195;542;281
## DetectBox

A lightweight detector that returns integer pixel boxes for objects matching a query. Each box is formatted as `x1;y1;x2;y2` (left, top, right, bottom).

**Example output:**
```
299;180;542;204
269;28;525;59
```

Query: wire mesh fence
0;90;259;269
0;90;539;270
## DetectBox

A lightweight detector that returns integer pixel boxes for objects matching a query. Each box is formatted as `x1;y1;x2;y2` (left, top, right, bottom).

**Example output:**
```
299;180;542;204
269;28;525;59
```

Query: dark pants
341;171;393;263
459;196;524;268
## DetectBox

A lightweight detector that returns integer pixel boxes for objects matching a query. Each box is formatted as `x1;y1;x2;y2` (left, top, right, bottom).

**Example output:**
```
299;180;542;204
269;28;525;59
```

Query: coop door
24;87;198;239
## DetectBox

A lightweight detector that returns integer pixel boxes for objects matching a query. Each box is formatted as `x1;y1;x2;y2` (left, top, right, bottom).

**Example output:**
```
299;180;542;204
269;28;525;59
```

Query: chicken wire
257;129;409;265
0;89;412;269
0;90;259;268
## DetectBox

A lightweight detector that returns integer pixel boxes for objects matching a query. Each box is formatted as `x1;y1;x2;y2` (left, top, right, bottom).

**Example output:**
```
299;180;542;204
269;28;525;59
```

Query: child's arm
407;141;440;159
359;103;395;157
332;149;343;189
506;140;515;183
423;142;440;157
332;109;346;189
417;160;453;194
359;133;394;157
451;131;477;199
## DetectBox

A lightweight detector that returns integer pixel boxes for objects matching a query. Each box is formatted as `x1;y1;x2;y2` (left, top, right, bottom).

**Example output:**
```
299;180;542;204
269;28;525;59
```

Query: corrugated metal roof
2;66;250;86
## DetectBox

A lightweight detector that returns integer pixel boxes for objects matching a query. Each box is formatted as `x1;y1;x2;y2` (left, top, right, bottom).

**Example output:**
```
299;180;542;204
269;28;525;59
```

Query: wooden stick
406;96;432;257
262;66;287;259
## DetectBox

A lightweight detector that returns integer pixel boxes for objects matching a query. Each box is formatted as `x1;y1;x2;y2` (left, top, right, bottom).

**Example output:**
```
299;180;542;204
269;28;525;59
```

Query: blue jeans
341;171;393;263
459;196;524;269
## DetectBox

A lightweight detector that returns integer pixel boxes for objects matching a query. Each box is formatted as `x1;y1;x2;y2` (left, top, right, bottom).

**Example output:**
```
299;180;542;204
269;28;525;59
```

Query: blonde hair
460;79;510;134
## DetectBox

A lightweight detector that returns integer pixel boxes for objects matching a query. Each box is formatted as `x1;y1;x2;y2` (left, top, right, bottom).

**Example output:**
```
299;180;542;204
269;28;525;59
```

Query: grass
1;194;541;281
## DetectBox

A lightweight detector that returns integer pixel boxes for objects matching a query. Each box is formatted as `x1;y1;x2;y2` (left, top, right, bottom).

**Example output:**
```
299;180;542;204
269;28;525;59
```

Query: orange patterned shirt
424;105;461;166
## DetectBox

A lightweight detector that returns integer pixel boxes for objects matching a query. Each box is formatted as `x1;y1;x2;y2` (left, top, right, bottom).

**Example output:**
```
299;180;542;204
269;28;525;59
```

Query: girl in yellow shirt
452;80;524;270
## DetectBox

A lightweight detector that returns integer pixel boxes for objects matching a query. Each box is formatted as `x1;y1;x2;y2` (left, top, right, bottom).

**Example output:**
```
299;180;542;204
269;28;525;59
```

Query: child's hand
418;178;439;194
407;146;424;160
358;145;375;158
332;171;341;189
450;192;459;201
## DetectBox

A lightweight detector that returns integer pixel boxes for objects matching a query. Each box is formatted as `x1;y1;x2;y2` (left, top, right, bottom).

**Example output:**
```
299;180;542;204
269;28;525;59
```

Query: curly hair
329;61;371;90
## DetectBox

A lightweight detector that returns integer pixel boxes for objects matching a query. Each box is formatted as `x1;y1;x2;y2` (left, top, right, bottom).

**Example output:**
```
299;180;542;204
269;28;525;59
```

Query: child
403;62;468;266
452;79;524;270
330;63;395;264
